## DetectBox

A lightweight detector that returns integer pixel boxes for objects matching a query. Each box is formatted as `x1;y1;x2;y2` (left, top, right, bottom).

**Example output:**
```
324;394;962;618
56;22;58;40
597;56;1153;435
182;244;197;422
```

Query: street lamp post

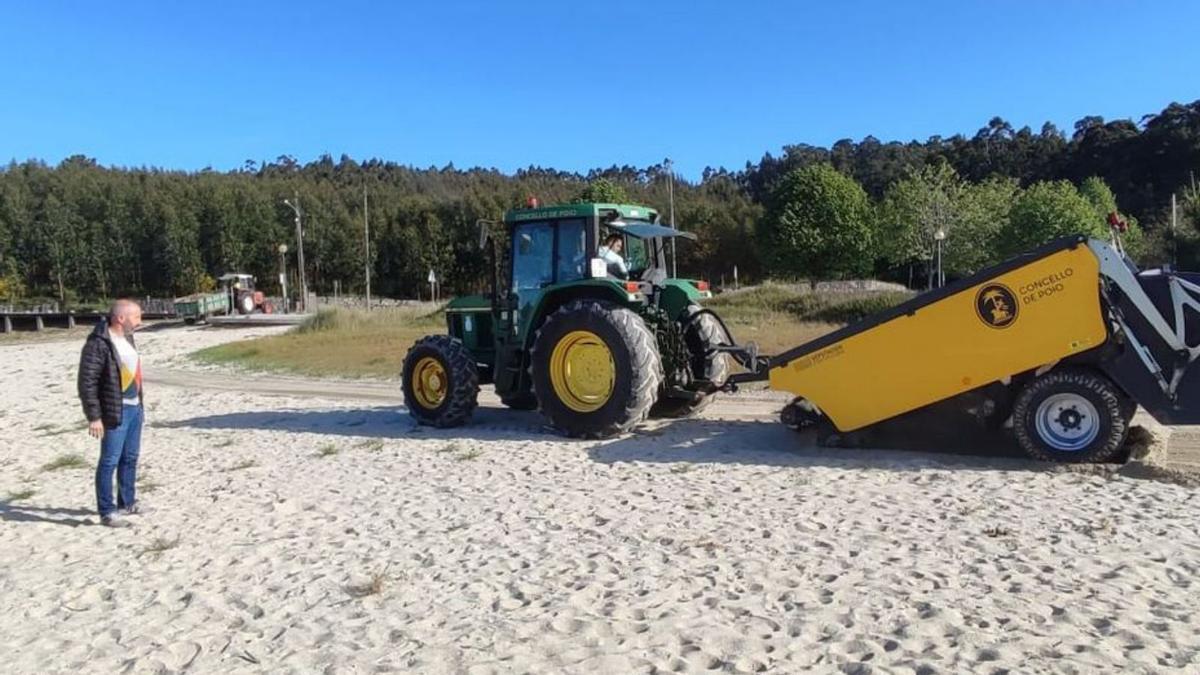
666;158;677;278
283;194;308;312
278;243;289;313
934;228;946;289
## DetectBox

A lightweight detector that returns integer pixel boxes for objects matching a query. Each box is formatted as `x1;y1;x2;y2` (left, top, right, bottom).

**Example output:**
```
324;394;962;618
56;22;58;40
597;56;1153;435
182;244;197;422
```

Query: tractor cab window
624;236;650;277
512;222;554;296
556;219;588;283
600;226;653;280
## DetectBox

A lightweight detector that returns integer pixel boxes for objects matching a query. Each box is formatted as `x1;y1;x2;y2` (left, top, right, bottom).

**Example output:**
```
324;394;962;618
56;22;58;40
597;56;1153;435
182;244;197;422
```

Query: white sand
2;324;1200;674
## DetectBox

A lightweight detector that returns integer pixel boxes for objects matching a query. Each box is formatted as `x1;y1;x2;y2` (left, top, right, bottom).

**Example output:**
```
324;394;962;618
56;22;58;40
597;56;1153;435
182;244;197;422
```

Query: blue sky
1;1;1196;179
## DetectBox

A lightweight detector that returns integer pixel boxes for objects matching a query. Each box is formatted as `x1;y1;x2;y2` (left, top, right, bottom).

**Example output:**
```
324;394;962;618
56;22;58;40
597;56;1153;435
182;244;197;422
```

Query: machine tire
401;335;479;428
500;391;538;410
237;293;255;315
531;300;662;439
1012;368;1130;463
650;304;730;419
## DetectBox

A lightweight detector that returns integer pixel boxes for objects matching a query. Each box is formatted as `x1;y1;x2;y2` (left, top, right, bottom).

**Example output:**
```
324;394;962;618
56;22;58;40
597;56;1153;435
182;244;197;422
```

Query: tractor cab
408;201;740;438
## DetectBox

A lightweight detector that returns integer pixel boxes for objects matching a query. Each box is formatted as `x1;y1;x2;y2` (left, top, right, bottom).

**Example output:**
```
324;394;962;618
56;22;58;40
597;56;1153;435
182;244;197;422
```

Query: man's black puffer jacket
78;320;140;430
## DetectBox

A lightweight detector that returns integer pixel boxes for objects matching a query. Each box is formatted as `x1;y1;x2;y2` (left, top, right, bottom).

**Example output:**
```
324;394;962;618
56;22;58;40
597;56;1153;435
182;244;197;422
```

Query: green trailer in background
173;291;230;325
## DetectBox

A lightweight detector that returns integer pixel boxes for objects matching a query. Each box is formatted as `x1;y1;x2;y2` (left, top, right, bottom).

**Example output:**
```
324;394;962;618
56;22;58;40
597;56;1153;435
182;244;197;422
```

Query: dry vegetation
190;286;911;378
193;305;443;378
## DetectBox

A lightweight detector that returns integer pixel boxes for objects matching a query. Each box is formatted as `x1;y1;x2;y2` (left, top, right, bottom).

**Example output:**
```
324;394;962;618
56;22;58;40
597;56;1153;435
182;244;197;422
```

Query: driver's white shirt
598;246;628;276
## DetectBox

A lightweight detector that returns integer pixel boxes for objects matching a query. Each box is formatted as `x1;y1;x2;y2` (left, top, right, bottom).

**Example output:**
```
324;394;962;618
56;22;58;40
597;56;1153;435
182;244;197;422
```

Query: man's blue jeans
96;404;143;517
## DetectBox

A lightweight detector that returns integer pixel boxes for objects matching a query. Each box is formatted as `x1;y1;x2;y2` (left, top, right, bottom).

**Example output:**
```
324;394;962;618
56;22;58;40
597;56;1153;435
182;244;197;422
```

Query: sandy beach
2;323;1199;674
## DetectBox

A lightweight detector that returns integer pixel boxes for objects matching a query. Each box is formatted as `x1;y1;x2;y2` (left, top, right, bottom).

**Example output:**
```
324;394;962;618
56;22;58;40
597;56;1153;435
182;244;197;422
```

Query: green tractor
401;201;756;439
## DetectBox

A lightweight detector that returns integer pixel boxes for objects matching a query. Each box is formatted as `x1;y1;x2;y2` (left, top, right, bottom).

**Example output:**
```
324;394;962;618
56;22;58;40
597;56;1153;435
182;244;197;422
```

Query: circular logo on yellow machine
975;284;1018;329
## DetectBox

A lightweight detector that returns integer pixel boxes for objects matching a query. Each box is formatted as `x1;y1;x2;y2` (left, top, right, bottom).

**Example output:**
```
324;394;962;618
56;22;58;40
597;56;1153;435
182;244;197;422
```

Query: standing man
78;299;145;527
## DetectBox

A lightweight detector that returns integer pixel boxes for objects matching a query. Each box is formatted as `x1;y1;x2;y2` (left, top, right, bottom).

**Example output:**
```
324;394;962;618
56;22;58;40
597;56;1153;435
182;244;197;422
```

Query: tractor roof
504;202;659;224
218;273;255;281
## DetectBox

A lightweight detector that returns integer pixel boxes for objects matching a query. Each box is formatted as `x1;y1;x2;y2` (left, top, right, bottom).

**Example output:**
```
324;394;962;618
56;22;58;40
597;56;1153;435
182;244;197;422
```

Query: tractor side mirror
589;258;608;278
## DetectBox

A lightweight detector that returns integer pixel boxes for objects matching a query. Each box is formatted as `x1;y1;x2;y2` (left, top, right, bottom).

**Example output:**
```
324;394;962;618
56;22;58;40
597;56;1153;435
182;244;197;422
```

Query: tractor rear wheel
236;293;255;315
650;304;730;418
1012;368;1130;463
402;335;479;428
531;300;662;439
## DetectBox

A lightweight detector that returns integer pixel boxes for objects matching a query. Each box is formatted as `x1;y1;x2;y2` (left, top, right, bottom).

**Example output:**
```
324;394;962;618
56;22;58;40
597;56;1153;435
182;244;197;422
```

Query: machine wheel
781;397;823;431
401;335;479;428
237;293;255;315
531;300;662;439
499;391;538;410
1012;368;1130;463
650;304;731;419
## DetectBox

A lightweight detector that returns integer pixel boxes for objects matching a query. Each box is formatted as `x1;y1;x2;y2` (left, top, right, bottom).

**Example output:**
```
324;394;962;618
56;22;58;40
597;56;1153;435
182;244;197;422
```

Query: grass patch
4;488;36;502
344;566;392;599
138;535;181;559
455;447;483;461
42;454;88;472
707;283;912;357
192;306;442;378
187;287;913;378
356;439;385;452
225;459;258;471
316;443;340;458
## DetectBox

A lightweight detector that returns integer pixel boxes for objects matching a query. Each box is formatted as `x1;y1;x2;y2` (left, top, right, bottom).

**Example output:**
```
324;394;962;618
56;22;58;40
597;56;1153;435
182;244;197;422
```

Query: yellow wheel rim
412;357;449;409
549;330;615;413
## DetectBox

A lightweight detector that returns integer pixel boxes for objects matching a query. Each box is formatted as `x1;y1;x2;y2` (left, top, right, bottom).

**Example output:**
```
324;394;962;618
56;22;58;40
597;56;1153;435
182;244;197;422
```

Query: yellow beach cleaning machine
718;235;1200;462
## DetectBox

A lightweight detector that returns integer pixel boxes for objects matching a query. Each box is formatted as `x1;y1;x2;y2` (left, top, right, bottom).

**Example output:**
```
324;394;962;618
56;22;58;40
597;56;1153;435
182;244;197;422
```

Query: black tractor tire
184;318;196;326
650;304;731;419
1012;368;1130;463
236;293;255;315
401;335;479;428
531;300;662;439
499;391;538;410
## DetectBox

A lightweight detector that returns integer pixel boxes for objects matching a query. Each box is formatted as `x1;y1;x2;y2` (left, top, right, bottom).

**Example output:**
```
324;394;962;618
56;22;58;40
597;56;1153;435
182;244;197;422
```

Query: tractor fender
522;283;632;349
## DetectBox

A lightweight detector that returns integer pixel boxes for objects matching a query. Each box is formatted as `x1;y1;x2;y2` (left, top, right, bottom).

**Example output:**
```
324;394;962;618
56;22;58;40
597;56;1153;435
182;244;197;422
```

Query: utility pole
283;193;308;312
278;244;289;313
666;158;677;278
1173;192;1179;268
363;183;371;311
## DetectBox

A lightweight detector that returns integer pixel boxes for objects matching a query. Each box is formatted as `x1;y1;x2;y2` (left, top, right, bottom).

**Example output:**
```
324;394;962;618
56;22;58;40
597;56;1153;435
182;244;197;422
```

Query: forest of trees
1;100;1198;306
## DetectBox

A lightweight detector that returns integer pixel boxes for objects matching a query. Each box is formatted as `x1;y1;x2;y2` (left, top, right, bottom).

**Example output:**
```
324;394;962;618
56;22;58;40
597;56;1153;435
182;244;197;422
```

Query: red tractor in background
219;273;274;315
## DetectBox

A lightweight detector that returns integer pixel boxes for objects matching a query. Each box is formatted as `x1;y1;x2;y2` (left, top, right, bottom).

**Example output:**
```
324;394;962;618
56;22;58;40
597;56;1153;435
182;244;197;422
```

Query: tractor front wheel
531;300;662;439
1012;368;1130;463
402;335;479;428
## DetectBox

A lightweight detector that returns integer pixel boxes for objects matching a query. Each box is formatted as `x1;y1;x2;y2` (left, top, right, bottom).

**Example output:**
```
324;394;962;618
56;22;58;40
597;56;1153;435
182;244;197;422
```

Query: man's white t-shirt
112;335;142;406
598;246;628;277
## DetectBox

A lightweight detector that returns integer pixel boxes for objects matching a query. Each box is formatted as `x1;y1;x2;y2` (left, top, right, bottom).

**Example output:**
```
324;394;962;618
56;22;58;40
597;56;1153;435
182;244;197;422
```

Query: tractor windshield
601;221;668;280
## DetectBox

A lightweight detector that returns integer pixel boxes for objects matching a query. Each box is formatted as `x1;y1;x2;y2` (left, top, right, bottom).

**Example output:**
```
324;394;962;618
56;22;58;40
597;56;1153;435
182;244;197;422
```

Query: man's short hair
109;298;142;321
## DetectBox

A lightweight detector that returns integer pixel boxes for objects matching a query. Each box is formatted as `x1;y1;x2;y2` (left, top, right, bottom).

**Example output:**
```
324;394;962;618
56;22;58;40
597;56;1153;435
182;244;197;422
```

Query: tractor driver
598;233;629;280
